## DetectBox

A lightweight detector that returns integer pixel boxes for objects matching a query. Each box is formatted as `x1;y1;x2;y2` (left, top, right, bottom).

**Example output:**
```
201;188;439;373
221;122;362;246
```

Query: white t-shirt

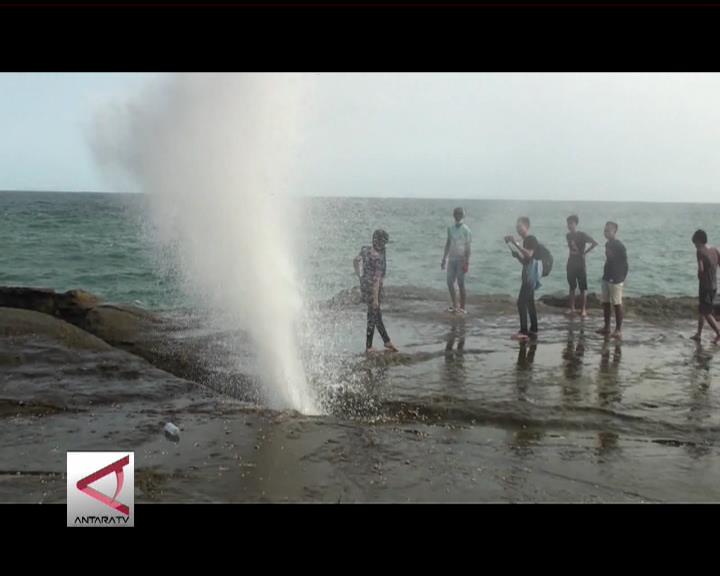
447;223;472;259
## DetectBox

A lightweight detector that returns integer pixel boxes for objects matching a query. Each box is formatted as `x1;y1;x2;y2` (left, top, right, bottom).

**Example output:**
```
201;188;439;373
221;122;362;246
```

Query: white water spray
91;73;319;414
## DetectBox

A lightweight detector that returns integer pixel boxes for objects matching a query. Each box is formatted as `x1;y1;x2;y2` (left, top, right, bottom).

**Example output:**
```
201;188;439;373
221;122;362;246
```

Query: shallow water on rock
3;294;720;503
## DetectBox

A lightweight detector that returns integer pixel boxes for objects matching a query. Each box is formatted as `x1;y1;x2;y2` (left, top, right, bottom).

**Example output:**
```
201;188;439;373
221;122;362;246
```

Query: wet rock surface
2;285;720;502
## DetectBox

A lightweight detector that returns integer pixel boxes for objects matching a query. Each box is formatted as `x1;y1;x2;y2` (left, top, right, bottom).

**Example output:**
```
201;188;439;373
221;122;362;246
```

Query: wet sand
2;288;720;502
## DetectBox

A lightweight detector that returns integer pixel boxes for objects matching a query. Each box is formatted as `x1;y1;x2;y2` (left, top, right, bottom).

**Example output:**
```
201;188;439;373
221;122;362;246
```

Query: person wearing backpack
354;229;399;354
505;216;544;342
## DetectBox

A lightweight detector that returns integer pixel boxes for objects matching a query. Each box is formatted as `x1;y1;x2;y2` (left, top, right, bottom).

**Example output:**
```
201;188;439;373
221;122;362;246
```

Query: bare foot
384;342;399;352
595;327;610;335
366;347;379;354
511;332;530;341
565;309;576;316
456;308;467;315
580;310;589;318
611;331;623;340
690;333;702;342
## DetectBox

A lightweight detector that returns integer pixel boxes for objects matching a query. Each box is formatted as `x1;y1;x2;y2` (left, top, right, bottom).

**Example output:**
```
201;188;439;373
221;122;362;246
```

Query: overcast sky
2;72;720;202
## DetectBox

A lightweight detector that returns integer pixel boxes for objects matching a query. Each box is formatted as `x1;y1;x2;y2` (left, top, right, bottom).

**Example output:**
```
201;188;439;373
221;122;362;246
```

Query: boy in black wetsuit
565;214;598;318
354;229;399;354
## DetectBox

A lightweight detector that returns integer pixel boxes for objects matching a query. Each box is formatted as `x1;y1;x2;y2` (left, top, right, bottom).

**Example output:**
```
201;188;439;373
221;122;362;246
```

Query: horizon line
0;189;718;205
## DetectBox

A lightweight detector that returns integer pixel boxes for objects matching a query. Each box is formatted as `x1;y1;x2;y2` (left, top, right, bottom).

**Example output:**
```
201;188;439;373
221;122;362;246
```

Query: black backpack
534;243;553;277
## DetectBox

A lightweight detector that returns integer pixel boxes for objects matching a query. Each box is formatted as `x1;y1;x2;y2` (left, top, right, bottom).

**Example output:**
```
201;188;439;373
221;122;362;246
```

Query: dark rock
539;292;601;309
0;287;102;324
0;307;112;351
539;291;717;320
0;286;257;401
0;287;60;316
55;289;103;324
80;304;165;348
324;285;515;310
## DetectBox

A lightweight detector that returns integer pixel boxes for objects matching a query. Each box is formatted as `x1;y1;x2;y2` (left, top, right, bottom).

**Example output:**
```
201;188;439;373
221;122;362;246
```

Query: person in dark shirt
354;229;399;354
596;221;628;340
505;216;540;341
690;229;720;342
565;214;598;318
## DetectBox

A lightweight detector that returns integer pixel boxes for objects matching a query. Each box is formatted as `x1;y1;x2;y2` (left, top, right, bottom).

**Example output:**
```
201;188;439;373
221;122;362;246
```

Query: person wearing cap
354;229;399;353
441;207;472;314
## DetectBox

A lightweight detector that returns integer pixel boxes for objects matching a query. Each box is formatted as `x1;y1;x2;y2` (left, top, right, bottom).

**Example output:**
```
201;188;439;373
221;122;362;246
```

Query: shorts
601;281;624;306
447;258;466;286
699;287;716;315
566;262;588;292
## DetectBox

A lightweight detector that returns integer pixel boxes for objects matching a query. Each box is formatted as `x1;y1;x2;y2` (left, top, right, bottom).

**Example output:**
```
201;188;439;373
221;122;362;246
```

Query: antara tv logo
67;452;134;527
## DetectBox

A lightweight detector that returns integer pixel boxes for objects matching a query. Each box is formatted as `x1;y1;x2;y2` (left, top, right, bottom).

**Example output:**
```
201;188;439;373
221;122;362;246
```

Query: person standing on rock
596;221;628;340
505;217;541;342
565;214;598;318
441;207;472;314
354;229;399;354
690;229;720;343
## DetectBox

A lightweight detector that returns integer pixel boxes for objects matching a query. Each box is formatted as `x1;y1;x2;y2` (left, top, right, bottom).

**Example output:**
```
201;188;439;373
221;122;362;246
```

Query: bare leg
691;314;703;341
447;273;457;310
456;261;467;311
581;291;588;317
611;305;623;339
567;289;576;315
458;279;466;311
447;258;459;310
704;313;720;339
596;303;611;335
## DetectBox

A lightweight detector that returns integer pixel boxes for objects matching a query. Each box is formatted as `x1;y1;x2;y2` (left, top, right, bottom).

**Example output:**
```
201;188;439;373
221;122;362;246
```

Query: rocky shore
3;285;719;503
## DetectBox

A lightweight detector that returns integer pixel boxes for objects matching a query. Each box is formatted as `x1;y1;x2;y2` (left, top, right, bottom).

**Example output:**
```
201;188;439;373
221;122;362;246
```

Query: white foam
91;73;319;414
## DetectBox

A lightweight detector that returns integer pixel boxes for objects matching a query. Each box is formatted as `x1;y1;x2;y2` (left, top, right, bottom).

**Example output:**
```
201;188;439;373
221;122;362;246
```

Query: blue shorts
447;258;466;287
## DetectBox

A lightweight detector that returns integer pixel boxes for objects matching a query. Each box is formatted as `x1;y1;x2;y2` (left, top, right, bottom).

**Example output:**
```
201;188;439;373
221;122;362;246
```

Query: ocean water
0;191;715;308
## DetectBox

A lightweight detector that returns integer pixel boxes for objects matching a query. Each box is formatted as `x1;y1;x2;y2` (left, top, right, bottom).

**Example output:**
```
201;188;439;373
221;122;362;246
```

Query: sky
2;72;720;202
0;73;158;193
